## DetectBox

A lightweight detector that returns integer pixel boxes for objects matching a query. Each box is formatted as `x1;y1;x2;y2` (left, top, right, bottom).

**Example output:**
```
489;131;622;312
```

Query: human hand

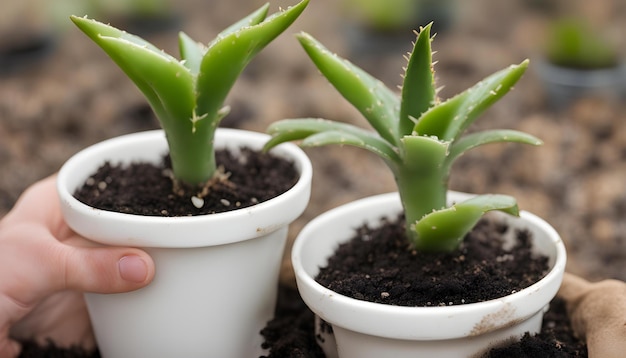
0;175;155;357
558;272;626;358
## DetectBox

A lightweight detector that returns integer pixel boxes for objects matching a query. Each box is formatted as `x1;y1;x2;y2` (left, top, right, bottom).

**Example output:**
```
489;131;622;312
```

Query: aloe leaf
412;194;519;251
70;16;165;55
86;36;195;129
212;3;270;42
296;32;400;146
180;4;269;76
302;131;400;163
70;16;195;125
400;23;436;137
195;0;309;120
414;60;529;141
265;118;400;162
179;32;205;74
445;129;542;170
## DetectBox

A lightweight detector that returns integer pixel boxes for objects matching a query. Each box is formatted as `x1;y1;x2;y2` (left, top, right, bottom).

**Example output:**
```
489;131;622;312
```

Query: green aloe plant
265;23;542;252
70;0;308;188
545;18;619;69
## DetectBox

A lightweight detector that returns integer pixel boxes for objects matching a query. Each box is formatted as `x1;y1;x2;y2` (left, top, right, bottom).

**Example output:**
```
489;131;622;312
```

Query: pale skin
0;175;155;357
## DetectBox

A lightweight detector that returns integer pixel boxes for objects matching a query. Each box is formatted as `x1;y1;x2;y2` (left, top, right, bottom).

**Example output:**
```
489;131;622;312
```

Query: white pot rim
292;192;567;340
57;128;312;248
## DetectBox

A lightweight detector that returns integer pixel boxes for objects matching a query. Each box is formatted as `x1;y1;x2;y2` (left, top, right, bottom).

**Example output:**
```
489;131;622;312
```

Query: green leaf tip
412;195;519;252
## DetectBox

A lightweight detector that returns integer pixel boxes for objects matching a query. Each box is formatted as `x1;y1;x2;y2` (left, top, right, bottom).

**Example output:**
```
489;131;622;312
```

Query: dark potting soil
73;147;299;216
315;215;549;306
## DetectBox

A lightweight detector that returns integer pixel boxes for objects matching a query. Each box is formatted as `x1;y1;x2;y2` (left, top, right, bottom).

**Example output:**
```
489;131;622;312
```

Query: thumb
57;245;155;294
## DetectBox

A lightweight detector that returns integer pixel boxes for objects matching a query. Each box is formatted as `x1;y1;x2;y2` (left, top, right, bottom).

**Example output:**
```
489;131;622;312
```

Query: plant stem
395;166;447;247
166;114;218;187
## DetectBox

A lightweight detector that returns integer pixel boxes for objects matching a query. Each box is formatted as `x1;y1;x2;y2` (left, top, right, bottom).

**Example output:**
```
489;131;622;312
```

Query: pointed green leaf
445;129;542;170
179;32;205;74
265;118;400;162
195;0;309;119
400;23;436;137
211;3;270;42
412;194;519;251
71;16;166;56
301;131;399;163
414;60;529;141
296;32;400;146
84;36;195;129
179;4;270;75
71;16;194;126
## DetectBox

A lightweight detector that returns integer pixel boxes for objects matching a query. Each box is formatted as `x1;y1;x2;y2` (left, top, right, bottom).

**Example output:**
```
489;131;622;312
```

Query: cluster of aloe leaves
264;23;542;252
71;0;308;187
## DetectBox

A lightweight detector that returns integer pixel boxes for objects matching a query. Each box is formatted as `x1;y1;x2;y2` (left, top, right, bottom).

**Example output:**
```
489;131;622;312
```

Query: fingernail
118;255;149;283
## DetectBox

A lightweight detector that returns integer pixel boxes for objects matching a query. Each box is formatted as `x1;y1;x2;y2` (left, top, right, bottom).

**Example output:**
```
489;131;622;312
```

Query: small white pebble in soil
380;292;390;299
220;199;230;207
250;197;258;204
235;201;241;207
85;177;95;186
97;181;107;190
191;196;204;209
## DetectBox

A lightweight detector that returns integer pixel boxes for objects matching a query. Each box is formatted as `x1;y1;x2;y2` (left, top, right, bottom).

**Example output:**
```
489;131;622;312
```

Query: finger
56;244;155;294
556;272;590;302
0;336;21;358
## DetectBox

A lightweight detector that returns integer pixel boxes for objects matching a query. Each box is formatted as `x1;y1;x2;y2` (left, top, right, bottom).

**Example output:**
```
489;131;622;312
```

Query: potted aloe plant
56;1;311;357
265;23;566;357
339;0;457;65
536;17;626;108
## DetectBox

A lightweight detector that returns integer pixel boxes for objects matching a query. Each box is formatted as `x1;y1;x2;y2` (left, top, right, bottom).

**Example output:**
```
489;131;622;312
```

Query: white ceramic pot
57;129;312;358
535;58;626;109
292;192;566;358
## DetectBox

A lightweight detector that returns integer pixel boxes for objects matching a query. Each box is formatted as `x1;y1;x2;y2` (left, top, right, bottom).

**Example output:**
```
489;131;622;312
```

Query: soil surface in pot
73;147;299;216
315;215;549;306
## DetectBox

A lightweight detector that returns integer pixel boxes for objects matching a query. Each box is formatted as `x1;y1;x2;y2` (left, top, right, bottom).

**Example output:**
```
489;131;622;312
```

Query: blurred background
1;0;625;283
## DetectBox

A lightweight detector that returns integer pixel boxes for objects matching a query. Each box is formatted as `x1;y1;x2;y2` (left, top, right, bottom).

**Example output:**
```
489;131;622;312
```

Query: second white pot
57;129;312;358
535;59;626;108
292;192;566;358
